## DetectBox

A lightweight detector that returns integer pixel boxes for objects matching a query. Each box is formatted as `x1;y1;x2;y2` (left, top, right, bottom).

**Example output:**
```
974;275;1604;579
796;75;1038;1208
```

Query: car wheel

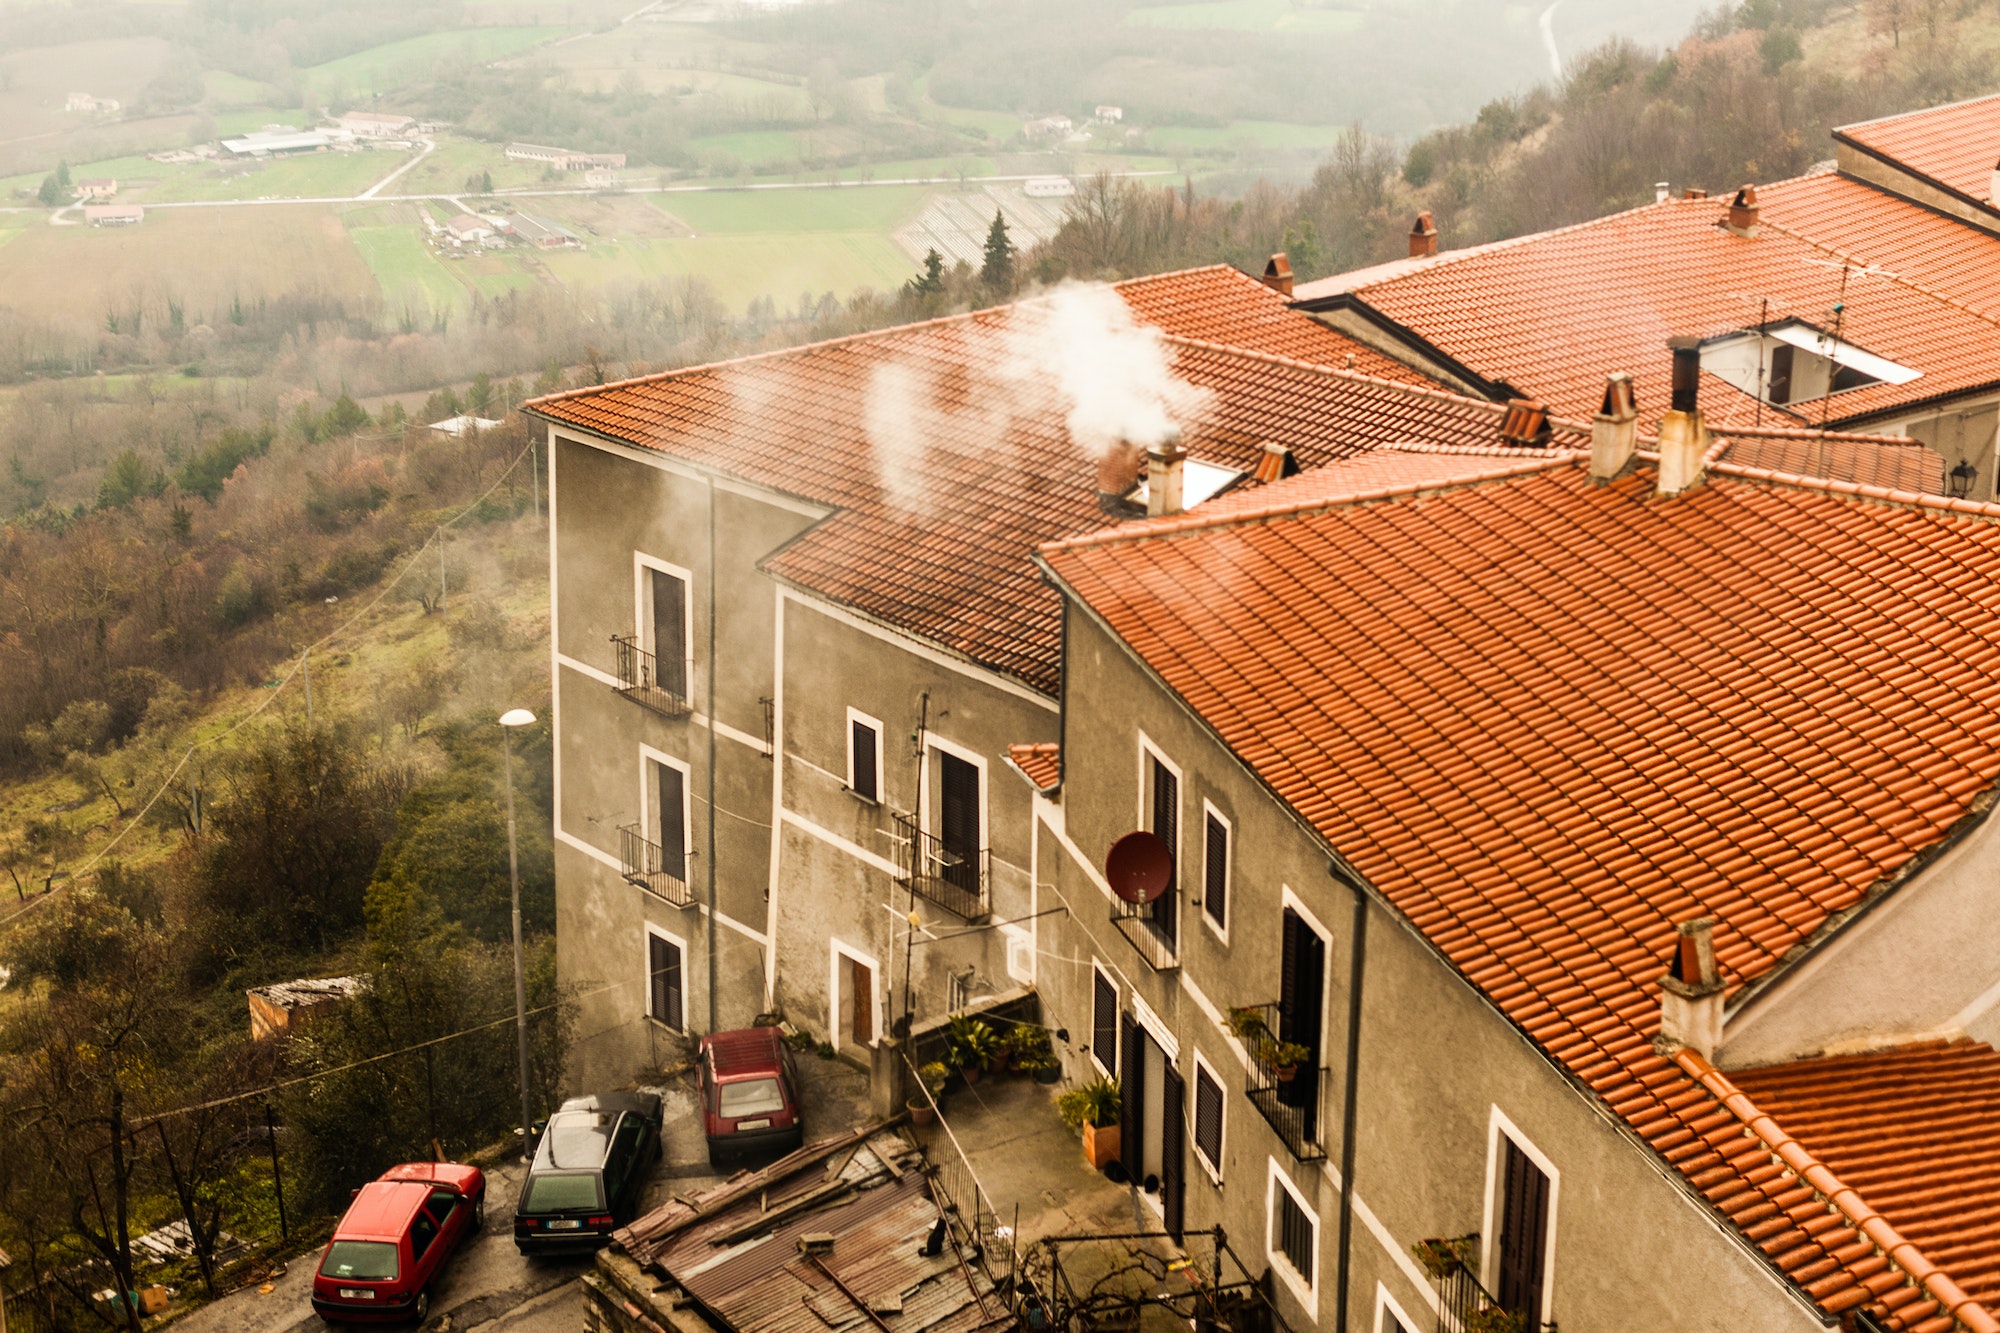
470;1195;485;1232
412;1289;430;1325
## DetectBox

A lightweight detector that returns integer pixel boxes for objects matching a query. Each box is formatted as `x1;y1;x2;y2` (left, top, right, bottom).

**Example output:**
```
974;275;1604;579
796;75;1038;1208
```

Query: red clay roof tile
1836;95;2000;213
1042;460;2000;1321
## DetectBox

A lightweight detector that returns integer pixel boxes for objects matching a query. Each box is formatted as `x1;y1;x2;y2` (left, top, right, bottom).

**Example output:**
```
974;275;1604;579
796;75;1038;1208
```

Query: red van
311;1162;485;1324
699;1027;804;1167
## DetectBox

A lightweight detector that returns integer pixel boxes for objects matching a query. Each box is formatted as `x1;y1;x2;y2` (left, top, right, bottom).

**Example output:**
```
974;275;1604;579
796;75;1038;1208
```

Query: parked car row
311;1027;806;1324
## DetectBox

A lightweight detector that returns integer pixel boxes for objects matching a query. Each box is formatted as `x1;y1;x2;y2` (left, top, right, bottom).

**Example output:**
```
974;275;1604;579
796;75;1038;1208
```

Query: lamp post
499;708;537;1161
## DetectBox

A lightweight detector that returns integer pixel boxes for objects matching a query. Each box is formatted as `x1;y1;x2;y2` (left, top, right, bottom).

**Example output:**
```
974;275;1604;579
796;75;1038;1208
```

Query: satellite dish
1105;831;1174;904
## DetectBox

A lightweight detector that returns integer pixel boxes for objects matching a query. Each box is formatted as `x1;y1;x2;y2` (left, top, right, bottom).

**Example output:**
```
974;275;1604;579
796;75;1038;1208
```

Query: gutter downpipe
1330;858;1369;1333
707;475;719;1033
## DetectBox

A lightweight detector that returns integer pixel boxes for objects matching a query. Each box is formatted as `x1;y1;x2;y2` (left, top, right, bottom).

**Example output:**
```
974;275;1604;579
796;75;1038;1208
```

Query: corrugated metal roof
611;1127;1009;1333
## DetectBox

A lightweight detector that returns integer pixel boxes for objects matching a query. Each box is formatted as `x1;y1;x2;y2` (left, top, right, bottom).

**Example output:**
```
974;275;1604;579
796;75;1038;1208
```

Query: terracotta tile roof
1040;460;2000;1319
1004;743;1062;792
527;277;1574;694
1323;170;2000;427
1665;1042;2000;1333
1836;94;2000;212
1709;425;1948;494
1117;265;1438;383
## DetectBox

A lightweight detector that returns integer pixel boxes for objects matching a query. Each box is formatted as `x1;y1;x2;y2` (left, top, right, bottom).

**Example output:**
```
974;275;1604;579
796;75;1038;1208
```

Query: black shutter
1193;1064;1223;1172
1277;909;1324;1130
1149;759;1178;943
939;752;980;891
651;569;687;698
1120;1013;1143;1181
1496;1140;1550;1321
657;762;686;881
1768;342;1795;405
650;934;683;1030
1161;1065;1185;1240
1093;971;1118;1074
851;721;878;801
1203;813;1227;929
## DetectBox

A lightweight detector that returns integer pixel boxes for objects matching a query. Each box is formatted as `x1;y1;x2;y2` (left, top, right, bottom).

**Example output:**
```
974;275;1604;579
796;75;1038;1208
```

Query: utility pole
705;477;718;1034
500;709;537;1160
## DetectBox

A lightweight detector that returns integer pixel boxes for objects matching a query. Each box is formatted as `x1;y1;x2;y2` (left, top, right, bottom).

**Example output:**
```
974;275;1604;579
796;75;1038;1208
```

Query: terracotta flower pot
961;1064;981;1086
1082;1121;1122;1171
1275;1064;1299;1083
907;1096;936;1126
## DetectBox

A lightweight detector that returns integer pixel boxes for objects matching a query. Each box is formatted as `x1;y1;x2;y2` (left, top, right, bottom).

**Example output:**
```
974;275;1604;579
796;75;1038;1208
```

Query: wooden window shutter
657;761;686;881
1161;1066;1186;1240
650;935;683;1030
1193;1064;1223;1171
651;569;687;699
1093;971;1118;1073
1496;1138;1550;1321
1203;812;1227;928
1120;1013;1143;1181
851;720;878;801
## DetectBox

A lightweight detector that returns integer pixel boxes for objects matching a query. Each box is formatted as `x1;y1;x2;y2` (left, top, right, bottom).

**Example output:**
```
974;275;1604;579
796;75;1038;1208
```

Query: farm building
65;92;120;113
1093;104;1123;121
340;110;416;138
83;205;143;226
73;178;116;201
430;414;503;436
1023;176;1074;198
444;213;497;245
247;975;367;1041
220;129;350;157
584;168;620;188
506;212;582;249
1023;115;1072;140
505;142;626;171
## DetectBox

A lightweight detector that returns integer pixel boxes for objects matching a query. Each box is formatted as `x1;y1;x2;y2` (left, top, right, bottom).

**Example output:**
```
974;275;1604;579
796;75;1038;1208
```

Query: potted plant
1057;1076;1122;1170
1260;1038;1311;1082
945;1015;998;1085
1017;1048;1062;1084
907;1061;949;1125
1464;1308;1526;1333
1003;1023;1054;1072
1224;1007;1270;1044
1411;1237;1472;1280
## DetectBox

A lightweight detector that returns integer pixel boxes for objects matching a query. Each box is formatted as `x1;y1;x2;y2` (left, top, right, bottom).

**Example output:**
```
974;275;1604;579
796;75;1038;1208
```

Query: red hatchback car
312;1162;486;1324
699;1026;804;1167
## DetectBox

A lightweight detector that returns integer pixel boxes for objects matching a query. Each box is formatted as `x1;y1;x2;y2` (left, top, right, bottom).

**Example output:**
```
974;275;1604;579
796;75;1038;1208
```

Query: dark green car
513;1091;663;1255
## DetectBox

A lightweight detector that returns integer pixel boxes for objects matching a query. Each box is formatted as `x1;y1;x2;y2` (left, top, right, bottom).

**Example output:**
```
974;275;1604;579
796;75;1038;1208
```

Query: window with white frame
1140;740;1180;945
1091;964;1118;1076
1267;1160;1317;1299
1489;1121;1556;1326
1201;803;1229;936
646;927;685;1030
1192;1054;1225;1178
646;753;690;880
847;709;883;803
636;556;691;700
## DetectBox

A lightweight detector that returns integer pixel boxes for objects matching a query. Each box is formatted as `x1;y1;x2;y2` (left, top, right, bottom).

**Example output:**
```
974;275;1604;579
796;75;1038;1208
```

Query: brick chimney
1682;187;1708;201
1408;211;1438;259
1261;253;1294;297
1657;337;1709;497
1095;440;1144;504
1722;184;1760;238
1147;431;1186;517
1590;372;1638;481
1658;917;1725;1061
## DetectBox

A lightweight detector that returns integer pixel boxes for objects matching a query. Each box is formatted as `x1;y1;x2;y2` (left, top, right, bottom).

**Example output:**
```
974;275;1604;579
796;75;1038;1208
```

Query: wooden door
849;957;873;1046
1496;1138;1550;1323
938;752;980;889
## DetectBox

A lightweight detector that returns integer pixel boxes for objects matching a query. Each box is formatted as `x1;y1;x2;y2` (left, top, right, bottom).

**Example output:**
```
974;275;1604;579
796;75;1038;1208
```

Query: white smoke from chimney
863;360;943;520
999;282;1213;459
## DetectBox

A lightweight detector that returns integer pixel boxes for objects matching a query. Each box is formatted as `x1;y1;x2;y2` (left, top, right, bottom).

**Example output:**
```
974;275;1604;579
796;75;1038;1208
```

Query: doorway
1119;1013;1186;1238
831;944;878;1055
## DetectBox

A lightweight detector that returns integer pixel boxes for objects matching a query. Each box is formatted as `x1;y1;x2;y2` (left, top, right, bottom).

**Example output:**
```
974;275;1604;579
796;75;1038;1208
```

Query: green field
656;184;930;234
204;71;285;106
1144;121;1356;152
303;26;571;98
348;222;468;313
541;231;919;310
397;137;562;196
143;149;406;202
1124;0;1365;30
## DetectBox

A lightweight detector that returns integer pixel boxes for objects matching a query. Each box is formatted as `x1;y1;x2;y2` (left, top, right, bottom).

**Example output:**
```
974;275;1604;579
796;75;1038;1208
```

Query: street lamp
499;708;537;1162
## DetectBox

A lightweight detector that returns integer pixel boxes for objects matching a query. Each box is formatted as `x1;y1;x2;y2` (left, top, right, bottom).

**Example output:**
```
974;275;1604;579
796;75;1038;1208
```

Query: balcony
1410;1236;1556;1333
619;824;693;908
1110;897;1179;972
889;811;989;920
610;635;690;718
1236;1001;1324;1161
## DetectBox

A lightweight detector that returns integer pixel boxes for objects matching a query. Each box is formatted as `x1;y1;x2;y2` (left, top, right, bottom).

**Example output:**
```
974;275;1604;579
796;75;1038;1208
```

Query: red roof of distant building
1004;743;1062;791
1042;459;2000;1321
1309;170;2000;428
1836;94;2000;211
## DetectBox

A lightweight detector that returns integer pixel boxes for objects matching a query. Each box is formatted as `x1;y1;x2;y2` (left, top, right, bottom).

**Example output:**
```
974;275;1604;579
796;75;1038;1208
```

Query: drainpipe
1328;859;1370;1333
706;476;718;1033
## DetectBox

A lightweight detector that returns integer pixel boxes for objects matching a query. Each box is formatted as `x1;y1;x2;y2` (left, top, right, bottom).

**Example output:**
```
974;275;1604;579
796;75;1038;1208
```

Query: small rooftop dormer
1698;319;1920;412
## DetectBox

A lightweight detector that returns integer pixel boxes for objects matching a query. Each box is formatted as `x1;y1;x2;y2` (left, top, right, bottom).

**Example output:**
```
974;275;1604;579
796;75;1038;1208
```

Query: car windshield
719;1078;786;1118
323;1241;398;1281
523;1172;603;1212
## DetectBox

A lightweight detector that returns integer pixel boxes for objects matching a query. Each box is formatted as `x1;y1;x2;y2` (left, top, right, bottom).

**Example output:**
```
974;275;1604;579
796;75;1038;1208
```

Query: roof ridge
1038;451;1581;554
1672;1046;2000;1333
1159;334;1556;418
1835;90;2000;136
1709;457;2000;517
1715;422;1936;446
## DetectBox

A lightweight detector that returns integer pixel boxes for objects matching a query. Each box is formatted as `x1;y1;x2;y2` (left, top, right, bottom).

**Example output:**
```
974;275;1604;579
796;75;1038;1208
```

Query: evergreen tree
37;173;63;207
980;210;1015;294
906;247;946;297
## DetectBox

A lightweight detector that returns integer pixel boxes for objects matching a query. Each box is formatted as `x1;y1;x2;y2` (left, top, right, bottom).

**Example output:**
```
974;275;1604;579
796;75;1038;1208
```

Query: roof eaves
1830;136;2000;221
1672;1045;2000;1333
1708;457;2000;520
527;413;840;517
1278;293;1506;397
1160;333;1536;420
1038;451;1583;555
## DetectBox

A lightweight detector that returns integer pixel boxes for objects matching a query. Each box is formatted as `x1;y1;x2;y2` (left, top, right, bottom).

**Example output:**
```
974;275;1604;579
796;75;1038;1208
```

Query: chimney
1254;441;1298;484
1408;211;1439;259
1147;431;1187;518
1658;917;1725;1061
1261;253;1294;297
1722;184;1759;238
1682;187;1708;201
1590;372;1638;480
1657;336;1709;496
1654;181;1671;204
1498;399;1550;448
1095;440;1144;505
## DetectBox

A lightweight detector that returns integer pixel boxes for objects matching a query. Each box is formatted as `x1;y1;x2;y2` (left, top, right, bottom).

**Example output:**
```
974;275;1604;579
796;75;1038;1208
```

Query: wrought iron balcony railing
610;635;691;717
1110;896;1179;972
1410;1236;1557;1333
619;824;693;908
889;811;990;920
1236;1001;1323;1161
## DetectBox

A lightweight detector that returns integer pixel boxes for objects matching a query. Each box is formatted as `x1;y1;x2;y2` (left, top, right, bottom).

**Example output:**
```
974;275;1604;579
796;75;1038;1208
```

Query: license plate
338;1290;376;1300
548;1219;583;1230
737;1119;771;1130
